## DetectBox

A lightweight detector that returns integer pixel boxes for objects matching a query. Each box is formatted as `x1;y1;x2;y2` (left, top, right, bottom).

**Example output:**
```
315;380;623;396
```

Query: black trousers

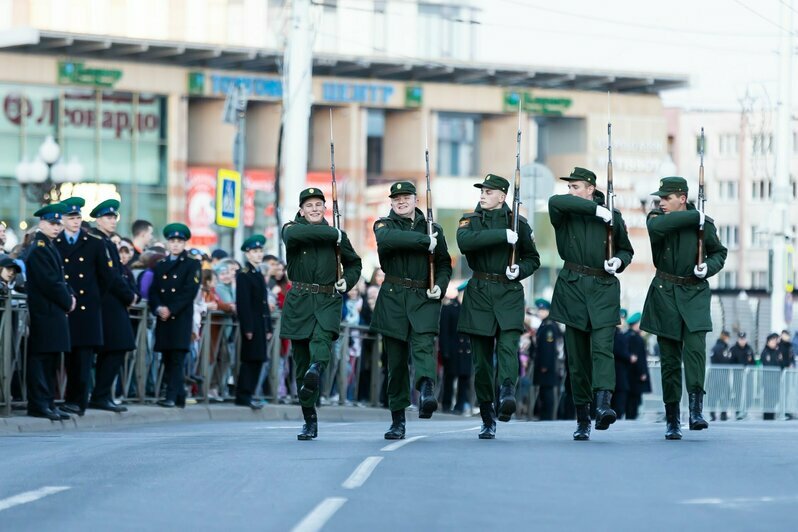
65;347;95;409
537;385;556;421
162;350;188;403
91;350;126;403
442;371;470;413
27;351;58;414
626;393;642;419
611;390;628;419
236;360;263;402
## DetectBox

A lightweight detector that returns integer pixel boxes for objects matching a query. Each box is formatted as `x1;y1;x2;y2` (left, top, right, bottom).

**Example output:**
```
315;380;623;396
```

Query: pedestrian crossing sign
216;169;241;228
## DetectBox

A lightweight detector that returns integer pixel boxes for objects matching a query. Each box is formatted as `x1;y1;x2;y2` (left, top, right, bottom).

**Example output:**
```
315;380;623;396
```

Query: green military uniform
456;174;540;419
371;181;452;416
548;167;633;435
281;189;362;411
641;178;727;409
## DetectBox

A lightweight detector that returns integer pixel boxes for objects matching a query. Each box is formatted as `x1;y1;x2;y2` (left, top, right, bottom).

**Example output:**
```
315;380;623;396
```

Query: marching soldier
457;174;539;439
26;204;75;420
281;188;362;440
371;181;451;440
642;176;727;439
532;299;562;421
56;197;112;416
548;167;634;441
88;199;138;412
149;223;201;408
234;234;271;410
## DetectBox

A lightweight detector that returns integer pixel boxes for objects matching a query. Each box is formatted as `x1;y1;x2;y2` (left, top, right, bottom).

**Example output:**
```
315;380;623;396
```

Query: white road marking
291;497;347;532
0;486;71;512
341;456;383;489
680;494;798;507
381;435;427;451
436;426;481;435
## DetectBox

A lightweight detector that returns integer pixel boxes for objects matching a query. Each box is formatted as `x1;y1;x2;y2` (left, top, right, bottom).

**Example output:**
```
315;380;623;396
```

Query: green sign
188;72;206;95
58;61;122;88
405;85;423;108
504;91;572;116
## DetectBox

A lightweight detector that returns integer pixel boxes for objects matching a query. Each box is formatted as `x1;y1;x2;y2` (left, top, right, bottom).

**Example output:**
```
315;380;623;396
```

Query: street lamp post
14;135;83;204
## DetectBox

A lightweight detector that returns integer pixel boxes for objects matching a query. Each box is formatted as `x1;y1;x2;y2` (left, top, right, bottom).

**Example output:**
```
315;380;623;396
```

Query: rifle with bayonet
510;104;522;267
425;128;435;290
329;109;342;280
606;111;615;260
697;127;706;266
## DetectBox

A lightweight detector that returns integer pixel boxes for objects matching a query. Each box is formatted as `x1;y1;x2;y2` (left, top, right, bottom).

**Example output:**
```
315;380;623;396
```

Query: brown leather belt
384;275;427;289
472;271;511;283
655;270;703;286
564;261;612;278
293;282;335;294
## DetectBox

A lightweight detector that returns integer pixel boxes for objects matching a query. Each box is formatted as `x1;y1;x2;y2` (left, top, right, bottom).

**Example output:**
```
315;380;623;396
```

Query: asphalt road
1;417;797;531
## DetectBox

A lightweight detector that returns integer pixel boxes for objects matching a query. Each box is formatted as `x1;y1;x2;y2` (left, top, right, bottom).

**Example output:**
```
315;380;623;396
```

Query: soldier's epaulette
86;232;102;240
458;212;478;228
283;221;296;228
36;240;45;247
705;215;715;225
374;217;392;229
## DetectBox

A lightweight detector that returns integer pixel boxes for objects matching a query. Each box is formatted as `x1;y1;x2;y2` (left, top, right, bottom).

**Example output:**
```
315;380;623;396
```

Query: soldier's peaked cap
90;199;120;218
560;167;597;187
163;222;191;241
34;203;67;221
652;176;689;197
299;188;326;205
474;174;509;194
61;196;85;215
389;181;417;197
241;234;266;252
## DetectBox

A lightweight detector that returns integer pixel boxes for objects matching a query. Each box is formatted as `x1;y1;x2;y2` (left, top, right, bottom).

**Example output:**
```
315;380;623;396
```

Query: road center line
290;497;347;532
436;426;481;435
341;456;383;489
0;486;71;512
381;435;427;452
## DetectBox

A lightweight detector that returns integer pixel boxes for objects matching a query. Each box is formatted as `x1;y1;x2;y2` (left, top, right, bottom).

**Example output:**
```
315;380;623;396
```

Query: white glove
604;257;622;275
335;228;342;244
506;265;520;280
596;205;612;223
426;285;442;300
697;209;705;228
335;278;347;293
428;231;438;253
506;229;518;245
694;263;708;279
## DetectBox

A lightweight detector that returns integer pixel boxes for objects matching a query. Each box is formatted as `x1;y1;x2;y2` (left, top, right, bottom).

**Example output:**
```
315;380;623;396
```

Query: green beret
652;176;689;197
389;181;417;197
535;298;551;310
560;167;597;187
90;199;121;218
34;203;67;221
61;196;85;216
627;312;641;325
620;308;628;319
299;188;326;205
474;174;510;194
241;234;266;252
163;222;191;241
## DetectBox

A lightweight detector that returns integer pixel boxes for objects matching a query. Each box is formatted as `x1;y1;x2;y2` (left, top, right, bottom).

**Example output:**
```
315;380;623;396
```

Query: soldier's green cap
560;167;597;187
34;203;67;221
474;174;510;194
652;176;689;197
61;196;85;216
535;298;551;310
627;312;641;325
620;308;628;319
163;222;191;241
389;181;416;197
457;280;468;292
299;187;326;205
90;199;120;218
241;234;266;252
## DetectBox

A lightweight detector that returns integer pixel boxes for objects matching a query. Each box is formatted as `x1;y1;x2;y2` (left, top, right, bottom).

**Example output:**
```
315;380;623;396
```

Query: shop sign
188;71;283;100
58;61;122;88
504;90;572;116
321;82;395;105
405;86;423;108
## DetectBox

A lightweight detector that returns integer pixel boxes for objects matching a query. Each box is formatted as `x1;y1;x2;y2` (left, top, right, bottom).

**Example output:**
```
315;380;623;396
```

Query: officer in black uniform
532;299;562;421
235;234;271;410
149;223;201;407
26;203;75;420
612;310;631;418
88;199;138;412
624;312;651;419
56;197;113;416
708;330;732;421
439;283;472;414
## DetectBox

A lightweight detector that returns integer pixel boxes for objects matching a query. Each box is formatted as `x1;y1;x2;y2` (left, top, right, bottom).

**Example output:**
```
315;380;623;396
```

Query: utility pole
771;0;794;333
223;82;248;258
281;0;313;239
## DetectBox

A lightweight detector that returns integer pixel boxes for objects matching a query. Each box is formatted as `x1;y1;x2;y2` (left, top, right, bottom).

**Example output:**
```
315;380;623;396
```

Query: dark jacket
613;327;631;393
778;339;794;369
533;318;562;387
439;299;472;377
624;328;651;395
26;231;72;353
710;338;732;364
89;228;137;352
149;252;201;352
730;343;754;365
236;261;273;362
760;346;783;367
54;229;112;348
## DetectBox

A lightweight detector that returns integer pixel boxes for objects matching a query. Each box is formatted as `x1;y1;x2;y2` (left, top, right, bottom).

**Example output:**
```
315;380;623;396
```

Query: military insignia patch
309;188;315;193
459;219;470;227
37;240;45;247
376;222;385;228
108;260;113;267
194;275;199;284
397;184;402;189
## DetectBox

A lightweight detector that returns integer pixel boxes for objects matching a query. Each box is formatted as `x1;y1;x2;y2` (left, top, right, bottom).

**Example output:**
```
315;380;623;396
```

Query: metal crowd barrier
0;294;29;417
320;324;383;407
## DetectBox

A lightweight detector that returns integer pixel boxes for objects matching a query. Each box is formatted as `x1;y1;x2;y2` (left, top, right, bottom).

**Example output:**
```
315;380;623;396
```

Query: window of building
750;225;768;247
718;271;736;289
366;109;385;183
373;0;387;51
751;180;771;200
750;271;768;290
752;133;773;155
718;180;738;200
437;113;479;177
417;3;476;61
718;133;738;156
718;225;739;249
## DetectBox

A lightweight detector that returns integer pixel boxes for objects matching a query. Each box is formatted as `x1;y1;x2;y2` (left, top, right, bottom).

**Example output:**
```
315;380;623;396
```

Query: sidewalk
0;402;461;434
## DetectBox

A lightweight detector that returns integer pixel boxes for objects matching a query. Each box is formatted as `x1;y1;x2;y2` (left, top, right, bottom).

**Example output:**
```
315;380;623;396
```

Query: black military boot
573;404;591;441
384;409;406;440
478;402;497;440
299;362;325;403
497;379;517;422
689;391;709;430
297;407;318;441
594;390;617;430
665;402;683;440
418;378;438;419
